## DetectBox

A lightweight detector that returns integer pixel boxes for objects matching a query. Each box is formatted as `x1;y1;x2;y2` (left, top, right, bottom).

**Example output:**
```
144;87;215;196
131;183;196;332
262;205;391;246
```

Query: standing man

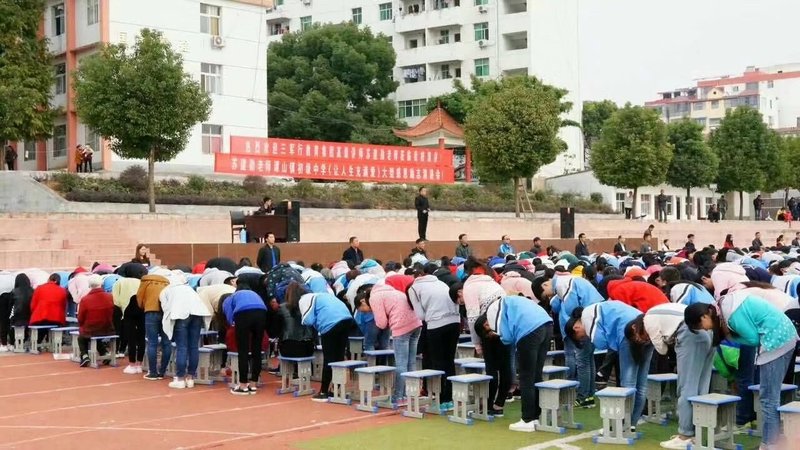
613;235;627;255
4;145;16;171
342;236;364;266
753;194;764;221
718;195;728;221
455;234;472;259
656;189;668;223
684;234;696;253
624;191;634;219
575;233;590;257
752;232;764;251
415;187;430;241
256;232;281;273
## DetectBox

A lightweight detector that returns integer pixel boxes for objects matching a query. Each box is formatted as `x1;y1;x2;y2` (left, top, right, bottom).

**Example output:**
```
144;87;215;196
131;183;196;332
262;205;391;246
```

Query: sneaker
135;366;143;374
311;392;330;402
488;408;504;417
230;386;250;396
123;365;139;374
168;378;186;389
267;366;280;375
439;401;454;412
660;435;693;449
185;379;195;389
80;356;90;367
156;373;165;380
505;392;515;403
734;422;754;434
575;397;596;408
248;385;258;394
509;419;538;432
0;345;9;353
512;388;521;400
143;373;160;381
116;353;125;359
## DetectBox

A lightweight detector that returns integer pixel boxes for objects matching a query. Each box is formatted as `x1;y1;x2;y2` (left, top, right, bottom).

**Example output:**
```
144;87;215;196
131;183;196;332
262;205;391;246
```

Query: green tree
665;119;718;218
590;105;673;217
0;0;57;167
268;23;404;144
710;107;779;219
582;100;618;160
781;137;800;194
73;29;211;213
463;76;576;217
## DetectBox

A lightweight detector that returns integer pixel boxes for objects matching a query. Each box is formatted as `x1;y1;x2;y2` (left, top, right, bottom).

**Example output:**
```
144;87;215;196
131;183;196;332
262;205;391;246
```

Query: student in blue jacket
296;287;354;402
223;288;268;395
478;296;553;433
565;301;653;429
533;273;603;407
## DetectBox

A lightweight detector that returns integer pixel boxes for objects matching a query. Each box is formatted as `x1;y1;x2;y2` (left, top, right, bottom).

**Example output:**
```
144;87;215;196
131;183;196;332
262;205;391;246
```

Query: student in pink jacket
369;275;422;401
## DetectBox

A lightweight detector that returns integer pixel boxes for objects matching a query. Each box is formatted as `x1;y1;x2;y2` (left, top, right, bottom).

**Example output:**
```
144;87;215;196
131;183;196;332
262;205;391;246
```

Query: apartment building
265;0;584;176
16;0;269;172
645;63;800;134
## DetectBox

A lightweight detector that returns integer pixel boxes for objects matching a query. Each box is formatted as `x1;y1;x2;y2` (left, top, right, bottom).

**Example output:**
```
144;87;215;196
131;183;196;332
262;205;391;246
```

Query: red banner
215;137;454;184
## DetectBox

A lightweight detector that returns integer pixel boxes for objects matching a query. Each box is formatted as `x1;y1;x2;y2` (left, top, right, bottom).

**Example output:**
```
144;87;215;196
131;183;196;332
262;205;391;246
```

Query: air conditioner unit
302;0;311;5
478;5;487;13
211;35;225;48
478;40;486;48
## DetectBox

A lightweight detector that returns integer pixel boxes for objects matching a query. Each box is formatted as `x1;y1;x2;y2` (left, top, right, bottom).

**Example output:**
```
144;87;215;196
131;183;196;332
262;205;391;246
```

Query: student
499;235;515;257
298;289;354;402
224;287;268;395
475;285;513;416
565;301;653;429
479;295;553;432
137;274;171;380
29;273;67;329
77;276;115;367
533;272;603;407
160;279;212;389
657;266;714;306
685;298;798;449
366;275;422;402
11;273;34;333
112;277;144;374
603;275;669;313
640;303;715;449
277;283;315;358
463;257;503;355
409;268;462;411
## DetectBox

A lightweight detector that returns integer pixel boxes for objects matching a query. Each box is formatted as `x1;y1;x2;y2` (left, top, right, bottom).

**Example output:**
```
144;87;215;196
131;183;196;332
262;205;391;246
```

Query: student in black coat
342;236;364;265
256;232;281;273
415;187;430;240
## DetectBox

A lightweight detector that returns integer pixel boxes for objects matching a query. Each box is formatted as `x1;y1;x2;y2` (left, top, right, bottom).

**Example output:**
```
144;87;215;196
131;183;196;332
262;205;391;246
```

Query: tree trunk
632;186;638;218
686;187;692;219
513;177;520;218
739;191;744;221
148;149;156;213
785;188;789;206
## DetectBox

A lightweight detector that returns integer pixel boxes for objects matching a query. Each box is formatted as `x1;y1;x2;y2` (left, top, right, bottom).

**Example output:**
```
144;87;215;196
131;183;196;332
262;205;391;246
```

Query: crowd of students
2;233;800;450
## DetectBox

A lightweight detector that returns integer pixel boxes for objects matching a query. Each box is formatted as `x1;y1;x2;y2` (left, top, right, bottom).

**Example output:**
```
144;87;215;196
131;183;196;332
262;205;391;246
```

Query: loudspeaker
283;200;300;242
560;207;575;239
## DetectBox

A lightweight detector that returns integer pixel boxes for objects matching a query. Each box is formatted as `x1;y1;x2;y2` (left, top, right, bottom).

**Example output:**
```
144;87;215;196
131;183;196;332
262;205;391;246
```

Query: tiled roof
394;105;464;140
697;70;800;88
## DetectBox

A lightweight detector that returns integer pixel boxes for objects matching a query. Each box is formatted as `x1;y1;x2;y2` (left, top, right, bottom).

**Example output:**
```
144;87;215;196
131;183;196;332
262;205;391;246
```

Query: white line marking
517;430;598;450
2;370;84;381
0;424;253;437
0;380;139;399
0;360;68;368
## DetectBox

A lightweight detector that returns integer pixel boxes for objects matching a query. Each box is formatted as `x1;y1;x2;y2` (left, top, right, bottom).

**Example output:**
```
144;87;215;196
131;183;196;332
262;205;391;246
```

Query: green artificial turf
297;401;764;450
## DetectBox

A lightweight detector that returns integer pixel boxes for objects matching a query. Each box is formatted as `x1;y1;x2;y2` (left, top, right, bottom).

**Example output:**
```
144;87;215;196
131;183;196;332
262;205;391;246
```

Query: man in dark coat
256;232;281;273
415;187;430;240
342;236;364;266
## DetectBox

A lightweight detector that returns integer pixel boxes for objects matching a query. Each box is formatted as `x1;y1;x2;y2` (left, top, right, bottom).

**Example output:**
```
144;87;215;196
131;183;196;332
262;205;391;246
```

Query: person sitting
254;196;275;215
409;239;428;259
29;274;68;343
498;235;515;257
77;275;115;367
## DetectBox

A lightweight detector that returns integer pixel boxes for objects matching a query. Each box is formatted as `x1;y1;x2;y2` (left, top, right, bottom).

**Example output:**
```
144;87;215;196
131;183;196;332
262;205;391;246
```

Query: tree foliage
582;100;618;155
590;105;673;216
268;23;404;144
0;0;57;164
780;137;800;192
665;119;718;216
73;28;211;212
463;76;575;216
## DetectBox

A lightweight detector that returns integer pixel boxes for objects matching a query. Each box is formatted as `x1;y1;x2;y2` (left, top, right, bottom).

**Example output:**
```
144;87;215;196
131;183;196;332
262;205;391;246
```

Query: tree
463;76;576;217
710;107;779;219
781;137;800;195
0;0;57;167
582;100;618;161
665;119;718;218
73;29;211;212
590;105;673;217
268;23;405;144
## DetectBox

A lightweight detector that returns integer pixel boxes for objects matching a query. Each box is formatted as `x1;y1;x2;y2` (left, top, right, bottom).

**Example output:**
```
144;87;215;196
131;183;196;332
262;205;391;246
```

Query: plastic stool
747;383;797;437
328;360;368;405
535;379;583;434
594;387;637;445
277;356;315;397
645;373;678;425
542;365;569;381
688;393;742;450
401;369;445;419
447;373;494;425
355;365;397;412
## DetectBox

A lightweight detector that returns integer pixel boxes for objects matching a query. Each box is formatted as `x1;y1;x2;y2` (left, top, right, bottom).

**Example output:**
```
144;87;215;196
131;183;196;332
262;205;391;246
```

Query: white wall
75;0;101;48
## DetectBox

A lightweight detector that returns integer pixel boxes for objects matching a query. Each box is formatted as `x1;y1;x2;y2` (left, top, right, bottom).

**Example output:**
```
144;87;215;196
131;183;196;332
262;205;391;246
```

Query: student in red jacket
30;274;68;328
602;276;668;313
77;276;115;367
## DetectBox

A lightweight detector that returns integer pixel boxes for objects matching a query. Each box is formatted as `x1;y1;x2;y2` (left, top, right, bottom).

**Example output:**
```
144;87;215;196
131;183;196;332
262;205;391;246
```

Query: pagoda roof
394;105;464;141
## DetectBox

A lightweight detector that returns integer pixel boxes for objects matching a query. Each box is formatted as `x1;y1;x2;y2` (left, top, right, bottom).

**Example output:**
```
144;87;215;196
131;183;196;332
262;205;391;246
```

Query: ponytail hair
623;315;647;363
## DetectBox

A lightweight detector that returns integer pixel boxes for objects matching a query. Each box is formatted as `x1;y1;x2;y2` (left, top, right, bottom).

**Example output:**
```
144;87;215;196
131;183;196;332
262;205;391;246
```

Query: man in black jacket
613;235;627;255
752;232;764;251
684;234;696;253
415;186;430;240
575;233;590;257
656;189;668;223
256;232;281;273
342;236;364;265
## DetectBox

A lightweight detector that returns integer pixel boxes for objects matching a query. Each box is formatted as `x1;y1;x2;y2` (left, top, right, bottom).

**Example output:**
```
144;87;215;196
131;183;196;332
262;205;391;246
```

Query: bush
560;192;575;204
186;174;207;191
119;165;148;192
590;192;604;204
242;175;267;194
532;190;547;201
51;172;81;192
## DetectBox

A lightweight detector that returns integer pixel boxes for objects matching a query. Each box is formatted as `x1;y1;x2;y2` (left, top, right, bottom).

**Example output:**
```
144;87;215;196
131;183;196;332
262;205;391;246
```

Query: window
709;118;722;128
397;99;426;119
455;67;462;78
474;22;488;41
439;29;450;44
200;63;222;94
454;33;461;42
409;39;418;49
615;192;625;213
732;86;739;93
711;100;719;109
87;0;99;25
746;82;758;91
665;195;673;215
474;58;489;77
694;102;705;111
640;194;651;216
86;128;101;155
475;0;489;4
769;116;774;127
704;197;714;216
24;141;36;162
768;80;774;88
202;124;222;154
440;64;451;79
351;7;362;25
200;3;221;35
53;125;67;158
379;3;392;21
55;64;66;95
300;16;312;31
52;4;65;36
694;118;706;127
275;0;284;5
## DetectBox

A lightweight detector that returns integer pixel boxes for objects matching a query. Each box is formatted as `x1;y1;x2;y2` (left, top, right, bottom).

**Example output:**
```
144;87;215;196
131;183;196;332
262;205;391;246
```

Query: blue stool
535;379;583;434
456;342;476;359
354;365;397;413
779;401;800;442
454;357;483;375
594;387;637;445
401;369;445;419
645;373;678;425
687;393;741;450
364;349;394;367
88;335;119;369
328;360;368;405
447;373;494;425
542;365;569;381
50;326;79;359
28;325;57;354
277;356;315;397
348;336;365;361
462;362;485;375
747;383;797;437
545;350;565;366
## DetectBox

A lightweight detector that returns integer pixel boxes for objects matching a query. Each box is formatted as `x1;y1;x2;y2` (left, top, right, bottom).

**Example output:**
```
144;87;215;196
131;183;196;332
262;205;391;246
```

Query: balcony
395;6;465;34
396;42;465;67
501;10;528;34
49;34;66;55
396;78;460;100
499;49;529;72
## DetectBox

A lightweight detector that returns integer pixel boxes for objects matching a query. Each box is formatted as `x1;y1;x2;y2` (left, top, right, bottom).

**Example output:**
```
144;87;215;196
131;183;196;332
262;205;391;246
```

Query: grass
296;401;763;450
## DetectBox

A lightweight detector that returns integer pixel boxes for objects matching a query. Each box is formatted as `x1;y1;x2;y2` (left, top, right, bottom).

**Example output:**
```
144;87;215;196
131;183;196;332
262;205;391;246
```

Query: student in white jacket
160;279;212;389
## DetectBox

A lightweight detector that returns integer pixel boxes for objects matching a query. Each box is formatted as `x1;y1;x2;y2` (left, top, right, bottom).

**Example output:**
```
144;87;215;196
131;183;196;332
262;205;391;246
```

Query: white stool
535;379;583;434
203;343;227;382
542;365;569;381
312;345;323;382
401;369;445;419
710;367;729;394
355;365;397;413
28;325;57;354
688;393;740;450
747;383;797;437
227;352;240;387
645;373;678;425
364;349;395;367
349;336;364;361
50;326;79;359
277;356;315;397
199;329;218;346
456;342;475;359
454;357;483;375
70;331;80;362
88;335;118;369
594;387;637;445
447;373;494;425
328;360;368;405
545;350;565;366
13;326;26;353
462;362;486;375
779;401;800;443
196;347;214;385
